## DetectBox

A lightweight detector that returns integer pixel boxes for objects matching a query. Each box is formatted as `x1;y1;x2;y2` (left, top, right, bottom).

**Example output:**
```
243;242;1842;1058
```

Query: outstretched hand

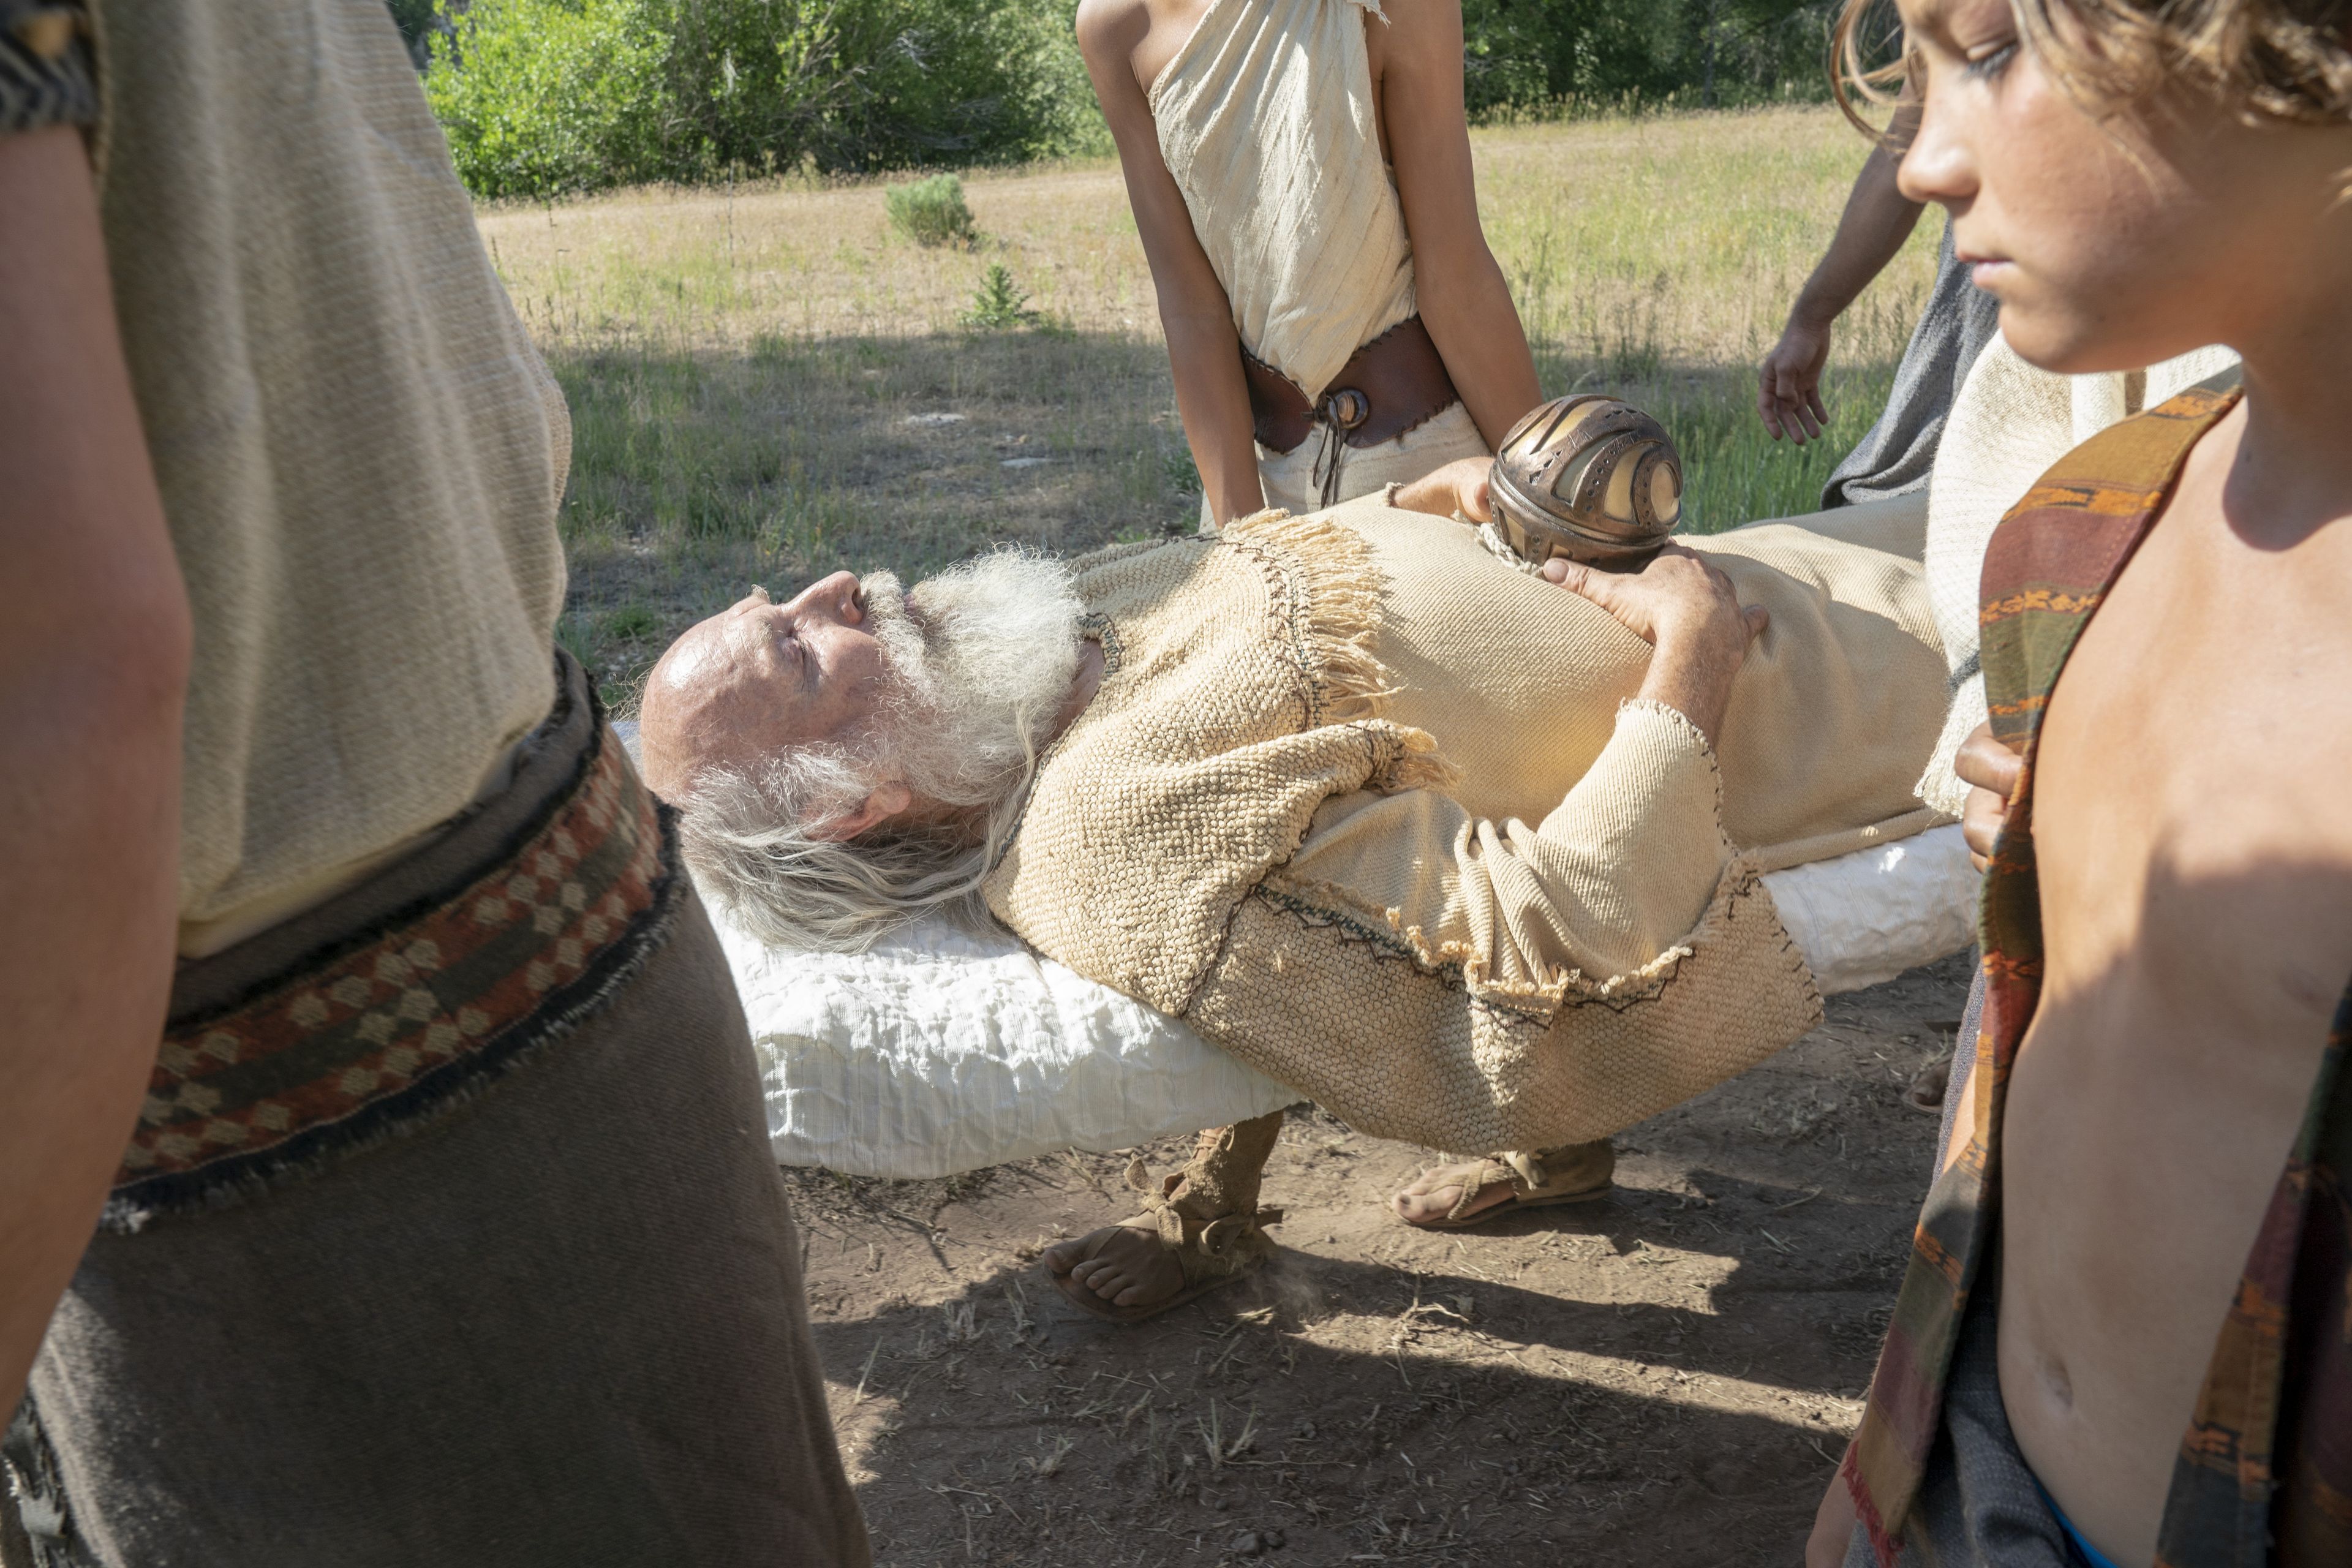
1543;545;1767;745
1758;315;1833;444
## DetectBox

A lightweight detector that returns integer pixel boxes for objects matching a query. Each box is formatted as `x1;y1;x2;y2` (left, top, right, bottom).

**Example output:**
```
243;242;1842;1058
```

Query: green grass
481;106;1936;709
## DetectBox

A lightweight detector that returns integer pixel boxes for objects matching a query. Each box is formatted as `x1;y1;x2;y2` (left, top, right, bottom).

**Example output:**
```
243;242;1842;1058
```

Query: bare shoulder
1073;0;1148;74
1367;0;1464;80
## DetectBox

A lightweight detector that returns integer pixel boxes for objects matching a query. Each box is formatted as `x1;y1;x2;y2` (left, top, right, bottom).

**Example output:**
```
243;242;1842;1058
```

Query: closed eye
777;621;818;692
1962;37;2018;80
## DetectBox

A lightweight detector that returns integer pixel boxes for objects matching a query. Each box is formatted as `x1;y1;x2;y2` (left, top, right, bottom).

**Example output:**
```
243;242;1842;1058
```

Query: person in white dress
1077;0;1545;526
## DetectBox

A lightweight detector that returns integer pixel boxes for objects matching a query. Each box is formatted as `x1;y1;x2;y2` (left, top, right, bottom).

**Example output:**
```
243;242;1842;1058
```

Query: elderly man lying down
639;466;1947;1322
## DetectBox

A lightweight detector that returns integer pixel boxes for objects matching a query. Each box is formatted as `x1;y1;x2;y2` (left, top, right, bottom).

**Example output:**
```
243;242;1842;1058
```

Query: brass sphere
1489;394;1684;570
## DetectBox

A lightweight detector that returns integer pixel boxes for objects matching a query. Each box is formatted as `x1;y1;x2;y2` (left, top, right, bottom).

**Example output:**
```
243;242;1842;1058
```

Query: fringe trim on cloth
1261;846;1796;1022
104;690;683;1232
985;514;1457;1017
1189;859;1822;1155
1223;508;1396;726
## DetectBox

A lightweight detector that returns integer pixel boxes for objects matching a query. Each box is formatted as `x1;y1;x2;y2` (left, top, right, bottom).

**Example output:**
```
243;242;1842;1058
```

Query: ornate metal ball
1489;393;1684;570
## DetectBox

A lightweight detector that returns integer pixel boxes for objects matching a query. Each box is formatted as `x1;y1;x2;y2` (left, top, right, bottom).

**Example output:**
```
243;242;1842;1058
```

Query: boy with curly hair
1807;1;2352;1564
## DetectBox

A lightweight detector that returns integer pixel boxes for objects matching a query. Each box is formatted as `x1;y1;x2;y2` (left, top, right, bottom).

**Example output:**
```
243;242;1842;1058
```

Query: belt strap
108;654;682;1229
1243;314;1462;460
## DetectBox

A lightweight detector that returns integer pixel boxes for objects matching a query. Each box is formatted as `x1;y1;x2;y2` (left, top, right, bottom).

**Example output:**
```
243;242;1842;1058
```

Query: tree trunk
1703;0;1721;108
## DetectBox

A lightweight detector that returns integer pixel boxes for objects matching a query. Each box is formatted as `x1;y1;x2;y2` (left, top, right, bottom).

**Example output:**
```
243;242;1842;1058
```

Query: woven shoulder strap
1978;386;2239;756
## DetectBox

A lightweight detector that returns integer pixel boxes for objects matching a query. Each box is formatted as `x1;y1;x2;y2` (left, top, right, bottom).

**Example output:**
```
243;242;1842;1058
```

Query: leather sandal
1394;1142;1615;1232
1050;1157;1283;1325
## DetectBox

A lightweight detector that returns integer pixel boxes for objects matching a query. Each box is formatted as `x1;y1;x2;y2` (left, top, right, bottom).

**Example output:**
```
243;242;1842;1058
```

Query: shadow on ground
785;954;1972;1567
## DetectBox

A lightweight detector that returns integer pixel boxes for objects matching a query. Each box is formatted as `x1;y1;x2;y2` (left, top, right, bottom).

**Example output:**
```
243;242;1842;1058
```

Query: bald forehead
638;610;753;795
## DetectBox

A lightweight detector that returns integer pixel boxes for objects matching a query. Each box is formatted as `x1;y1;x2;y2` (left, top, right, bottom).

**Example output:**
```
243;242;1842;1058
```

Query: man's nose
782;570;864;625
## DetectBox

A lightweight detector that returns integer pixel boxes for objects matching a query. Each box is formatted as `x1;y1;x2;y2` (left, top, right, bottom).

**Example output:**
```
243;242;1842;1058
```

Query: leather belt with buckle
1241;314;1461;457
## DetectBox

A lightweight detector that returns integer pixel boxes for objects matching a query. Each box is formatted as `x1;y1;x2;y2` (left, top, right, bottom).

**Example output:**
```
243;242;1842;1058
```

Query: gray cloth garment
1;677;871;1568
1823;221;2004;508
1839;1250;2081;1566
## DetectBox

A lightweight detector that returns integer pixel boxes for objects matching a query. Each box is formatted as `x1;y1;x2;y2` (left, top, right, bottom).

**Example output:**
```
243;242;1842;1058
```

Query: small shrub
960;264;1037;331
888;175;978;249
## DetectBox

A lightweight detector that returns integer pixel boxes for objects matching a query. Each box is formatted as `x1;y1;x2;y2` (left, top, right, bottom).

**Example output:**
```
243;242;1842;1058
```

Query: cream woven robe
1287;499;1945;992
985;502;1946;1154
89;0;569;948
1153;0;1490;518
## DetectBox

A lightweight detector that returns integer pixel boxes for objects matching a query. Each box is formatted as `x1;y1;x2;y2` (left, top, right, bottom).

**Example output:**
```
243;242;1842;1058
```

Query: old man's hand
1543;545;1766;745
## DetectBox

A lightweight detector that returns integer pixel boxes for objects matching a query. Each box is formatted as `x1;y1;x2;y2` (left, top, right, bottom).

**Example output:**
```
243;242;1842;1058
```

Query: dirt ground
783;951;1972;1567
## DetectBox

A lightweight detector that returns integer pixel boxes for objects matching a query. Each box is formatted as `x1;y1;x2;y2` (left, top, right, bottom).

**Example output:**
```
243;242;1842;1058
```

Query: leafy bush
424;0;667;199
887;175;977;247
418;0;1853;201
1463;0;1844;118
425;0;1102;199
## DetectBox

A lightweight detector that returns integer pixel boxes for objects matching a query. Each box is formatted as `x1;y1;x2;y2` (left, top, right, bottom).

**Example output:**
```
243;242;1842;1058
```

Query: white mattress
617;723;1979;1179
718;827;1978;1181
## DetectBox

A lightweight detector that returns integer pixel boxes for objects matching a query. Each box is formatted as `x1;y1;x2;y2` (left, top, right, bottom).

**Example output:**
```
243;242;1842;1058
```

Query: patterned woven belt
108;664;679;1227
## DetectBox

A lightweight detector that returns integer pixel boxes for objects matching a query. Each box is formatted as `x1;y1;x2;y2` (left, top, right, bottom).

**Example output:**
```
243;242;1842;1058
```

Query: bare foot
1042;1223;1184;1312
1391;1159;1520;1227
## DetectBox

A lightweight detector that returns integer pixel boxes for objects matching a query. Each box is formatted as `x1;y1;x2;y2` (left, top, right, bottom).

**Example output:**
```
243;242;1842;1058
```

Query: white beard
856;550;1085;809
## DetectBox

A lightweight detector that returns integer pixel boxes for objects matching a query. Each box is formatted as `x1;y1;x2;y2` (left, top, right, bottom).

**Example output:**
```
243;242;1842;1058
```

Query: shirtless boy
1810;1;2352;1564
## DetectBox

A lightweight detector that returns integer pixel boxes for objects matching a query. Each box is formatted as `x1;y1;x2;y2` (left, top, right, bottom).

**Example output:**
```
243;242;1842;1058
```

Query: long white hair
676;549;1084;952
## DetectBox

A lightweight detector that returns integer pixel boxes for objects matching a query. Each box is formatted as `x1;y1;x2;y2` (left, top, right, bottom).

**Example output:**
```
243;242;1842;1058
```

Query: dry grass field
479;104;1941;708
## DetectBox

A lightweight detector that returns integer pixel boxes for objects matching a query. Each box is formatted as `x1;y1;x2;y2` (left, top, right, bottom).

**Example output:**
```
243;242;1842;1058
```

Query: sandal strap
1501;1148;1550;1193
1120;1156;1282;1281
1443;1157;1517;1222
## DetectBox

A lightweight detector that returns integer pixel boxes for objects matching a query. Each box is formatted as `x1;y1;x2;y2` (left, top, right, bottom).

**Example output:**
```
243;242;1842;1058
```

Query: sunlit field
477;105;1939;708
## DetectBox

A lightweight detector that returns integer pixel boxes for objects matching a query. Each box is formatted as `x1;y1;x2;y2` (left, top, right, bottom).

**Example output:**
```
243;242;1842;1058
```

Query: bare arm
1376;0;1542;448
0;126;192;1408
1758;99;1924;445
1076;0;1265;526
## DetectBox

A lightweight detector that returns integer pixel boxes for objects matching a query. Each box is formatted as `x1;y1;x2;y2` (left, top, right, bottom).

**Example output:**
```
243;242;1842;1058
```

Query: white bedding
617;723;1978;1179
717;826;1978;1181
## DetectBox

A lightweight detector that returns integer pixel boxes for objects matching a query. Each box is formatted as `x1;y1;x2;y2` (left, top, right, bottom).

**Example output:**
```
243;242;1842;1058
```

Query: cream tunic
1152;0;1489;516
1284;499;1947;990
91;1;570;947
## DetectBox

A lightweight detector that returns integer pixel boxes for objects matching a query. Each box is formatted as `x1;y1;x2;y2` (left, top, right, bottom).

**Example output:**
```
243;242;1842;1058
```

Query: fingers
1462;473;1493;525
1783;368;1823;443
1758;363;1787;440
1962;785;2005;867
1954;723;2022;798
1770;367;1803;446
1743;602;1770;644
